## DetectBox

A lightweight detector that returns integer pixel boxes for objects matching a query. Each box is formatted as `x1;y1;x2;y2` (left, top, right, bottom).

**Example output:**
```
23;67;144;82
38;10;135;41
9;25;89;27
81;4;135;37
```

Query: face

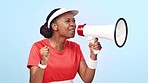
52;12;76;39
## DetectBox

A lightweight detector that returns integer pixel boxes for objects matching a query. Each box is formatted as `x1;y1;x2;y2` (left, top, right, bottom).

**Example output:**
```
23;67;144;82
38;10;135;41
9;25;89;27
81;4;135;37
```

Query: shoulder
66;40;80;48
32;38;47;49
34;38;47;44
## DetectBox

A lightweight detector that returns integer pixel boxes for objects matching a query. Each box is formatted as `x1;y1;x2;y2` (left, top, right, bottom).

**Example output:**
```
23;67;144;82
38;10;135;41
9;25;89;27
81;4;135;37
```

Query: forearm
79;53;97;83
30;67;44;83
83;68;96;83
84;53;97;82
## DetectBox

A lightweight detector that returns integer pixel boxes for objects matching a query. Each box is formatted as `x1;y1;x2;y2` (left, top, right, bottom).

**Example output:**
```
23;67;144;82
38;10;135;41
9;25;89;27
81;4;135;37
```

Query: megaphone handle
87;36;100;55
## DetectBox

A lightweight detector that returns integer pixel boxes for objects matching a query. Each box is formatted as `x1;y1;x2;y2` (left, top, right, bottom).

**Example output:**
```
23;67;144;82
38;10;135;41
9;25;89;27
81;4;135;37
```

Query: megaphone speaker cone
114;18;128;47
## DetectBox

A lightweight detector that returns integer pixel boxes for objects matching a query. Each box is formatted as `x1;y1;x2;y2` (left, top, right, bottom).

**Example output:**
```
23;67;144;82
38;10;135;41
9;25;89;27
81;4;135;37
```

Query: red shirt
27;38;85;83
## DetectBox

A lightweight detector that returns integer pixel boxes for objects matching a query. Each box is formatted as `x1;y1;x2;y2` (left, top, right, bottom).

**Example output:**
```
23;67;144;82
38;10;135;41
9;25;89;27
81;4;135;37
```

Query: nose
70;21;76;28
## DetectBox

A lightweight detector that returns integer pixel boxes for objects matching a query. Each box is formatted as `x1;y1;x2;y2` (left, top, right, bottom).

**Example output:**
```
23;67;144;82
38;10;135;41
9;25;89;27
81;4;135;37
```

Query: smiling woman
1;0;148;83
27;8;102;83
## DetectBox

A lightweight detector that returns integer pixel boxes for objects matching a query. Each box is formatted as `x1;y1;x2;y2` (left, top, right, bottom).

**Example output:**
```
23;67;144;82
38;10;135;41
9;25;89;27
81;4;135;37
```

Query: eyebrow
64;17;75;20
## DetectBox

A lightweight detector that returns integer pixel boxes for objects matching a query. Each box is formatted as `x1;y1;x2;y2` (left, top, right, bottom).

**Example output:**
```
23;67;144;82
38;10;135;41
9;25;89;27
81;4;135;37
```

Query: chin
71;34;75;38
67;35;75;39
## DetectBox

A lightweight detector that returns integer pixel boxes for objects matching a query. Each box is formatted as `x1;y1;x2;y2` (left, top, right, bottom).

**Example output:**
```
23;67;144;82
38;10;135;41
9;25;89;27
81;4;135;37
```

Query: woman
27;8;102;83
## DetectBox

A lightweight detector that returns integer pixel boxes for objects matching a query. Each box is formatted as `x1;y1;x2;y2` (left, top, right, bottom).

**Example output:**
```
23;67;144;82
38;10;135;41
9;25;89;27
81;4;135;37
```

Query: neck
49;36;67;51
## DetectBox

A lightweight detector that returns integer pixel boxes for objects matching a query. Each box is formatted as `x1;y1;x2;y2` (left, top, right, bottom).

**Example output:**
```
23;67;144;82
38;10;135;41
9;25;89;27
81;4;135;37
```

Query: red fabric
27;38;85;83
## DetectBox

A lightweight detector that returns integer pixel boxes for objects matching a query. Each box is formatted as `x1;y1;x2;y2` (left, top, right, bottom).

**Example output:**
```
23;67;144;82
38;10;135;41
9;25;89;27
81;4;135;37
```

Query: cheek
58;23;69;30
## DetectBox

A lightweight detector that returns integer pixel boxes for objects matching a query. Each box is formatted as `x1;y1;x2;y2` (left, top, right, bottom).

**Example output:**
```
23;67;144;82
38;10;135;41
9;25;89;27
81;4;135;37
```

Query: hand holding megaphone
87;36;101;55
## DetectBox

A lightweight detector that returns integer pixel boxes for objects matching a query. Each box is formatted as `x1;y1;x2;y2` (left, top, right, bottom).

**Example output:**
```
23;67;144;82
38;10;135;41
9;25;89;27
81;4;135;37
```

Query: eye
73;19;76;23
65;19;70;23
65;18;76;23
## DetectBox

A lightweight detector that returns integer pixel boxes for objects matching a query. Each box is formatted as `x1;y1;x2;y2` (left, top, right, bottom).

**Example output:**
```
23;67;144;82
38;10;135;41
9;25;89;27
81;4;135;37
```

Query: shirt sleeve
27;43;42;68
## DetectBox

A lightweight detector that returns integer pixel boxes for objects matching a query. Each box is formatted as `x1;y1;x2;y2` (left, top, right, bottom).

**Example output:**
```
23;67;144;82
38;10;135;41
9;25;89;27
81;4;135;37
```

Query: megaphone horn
77;18;128;48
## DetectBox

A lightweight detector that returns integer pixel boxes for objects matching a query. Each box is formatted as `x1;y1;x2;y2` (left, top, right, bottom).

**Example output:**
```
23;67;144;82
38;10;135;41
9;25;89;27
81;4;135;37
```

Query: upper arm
30;66;39;77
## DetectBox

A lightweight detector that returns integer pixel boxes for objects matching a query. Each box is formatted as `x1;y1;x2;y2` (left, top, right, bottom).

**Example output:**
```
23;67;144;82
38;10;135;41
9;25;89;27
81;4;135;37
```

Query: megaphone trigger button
86;36;94;41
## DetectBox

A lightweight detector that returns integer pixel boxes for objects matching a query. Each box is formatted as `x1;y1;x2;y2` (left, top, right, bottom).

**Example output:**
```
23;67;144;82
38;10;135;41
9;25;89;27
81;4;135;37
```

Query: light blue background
0;0;148;83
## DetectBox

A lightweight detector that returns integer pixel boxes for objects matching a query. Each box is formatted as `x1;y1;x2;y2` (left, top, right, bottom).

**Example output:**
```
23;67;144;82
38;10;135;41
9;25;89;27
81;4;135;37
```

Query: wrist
40;60;47;65
38;60;47;69
88;57;97;69
90;53;97;60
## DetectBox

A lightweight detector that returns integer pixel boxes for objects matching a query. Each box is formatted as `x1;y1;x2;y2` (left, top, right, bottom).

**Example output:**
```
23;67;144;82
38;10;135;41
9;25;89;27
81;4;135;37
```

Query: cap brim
48;8;79;28
62;9;79;16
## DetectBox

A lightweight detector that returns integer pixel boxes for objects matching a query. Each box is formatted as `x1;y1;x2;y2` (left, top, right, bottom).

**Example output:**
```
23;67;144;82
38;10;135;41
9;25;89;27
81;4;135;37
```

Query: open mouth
69;29;75;33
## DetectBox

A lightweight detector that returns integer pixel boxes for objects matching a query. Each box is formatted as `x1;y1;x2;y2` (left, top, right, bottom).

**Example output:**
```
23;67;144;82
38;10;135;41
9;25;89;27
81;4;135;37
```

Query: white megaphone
77;18;128;54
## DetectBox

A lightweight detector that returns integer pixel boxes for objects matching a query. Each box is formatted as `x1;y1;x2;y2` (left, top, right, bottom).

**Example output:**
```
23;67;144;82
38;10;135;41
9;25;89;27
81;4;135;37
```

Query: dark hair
40;8;61;38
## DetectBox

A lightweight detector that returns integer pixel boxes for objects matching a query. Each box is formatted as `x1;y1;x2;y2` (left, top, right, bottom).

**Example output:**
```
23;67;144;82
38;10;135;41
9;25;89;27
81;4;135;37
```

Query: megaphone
77;18;128;48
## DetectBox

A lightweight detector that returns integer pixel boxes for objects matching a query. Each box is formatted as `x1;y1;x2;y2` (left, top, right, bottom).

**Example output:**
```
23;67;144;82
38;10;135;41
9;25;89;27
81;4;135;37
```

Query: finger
95;38;98;41
42;51;50;56
44;48;49;51
94;45;102;50
93;40;101;46
44;46;49;51
94;38;100;43
94;44;102;50
43;46;47;48
40;47;49;54
89;42;94;48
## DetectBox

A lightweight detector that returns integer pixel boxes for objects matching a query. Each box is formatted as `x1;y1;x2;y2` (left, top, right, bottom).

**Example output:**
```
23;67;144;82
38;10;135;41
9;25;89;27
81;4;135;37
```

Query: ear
51;23;58;31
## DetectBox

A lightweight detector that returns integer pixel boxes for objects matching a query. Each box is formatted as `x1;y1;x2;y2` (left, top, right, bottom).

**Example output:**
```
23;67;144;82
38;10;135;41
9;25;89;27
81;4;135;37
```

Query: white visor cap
47;8;79;28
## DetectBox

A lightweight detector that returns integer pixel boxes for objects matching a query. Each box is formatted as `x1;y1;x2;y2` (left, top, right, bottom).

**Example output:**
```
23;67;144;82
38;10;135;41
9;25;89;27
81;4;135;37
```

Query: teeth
70;30;74;32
